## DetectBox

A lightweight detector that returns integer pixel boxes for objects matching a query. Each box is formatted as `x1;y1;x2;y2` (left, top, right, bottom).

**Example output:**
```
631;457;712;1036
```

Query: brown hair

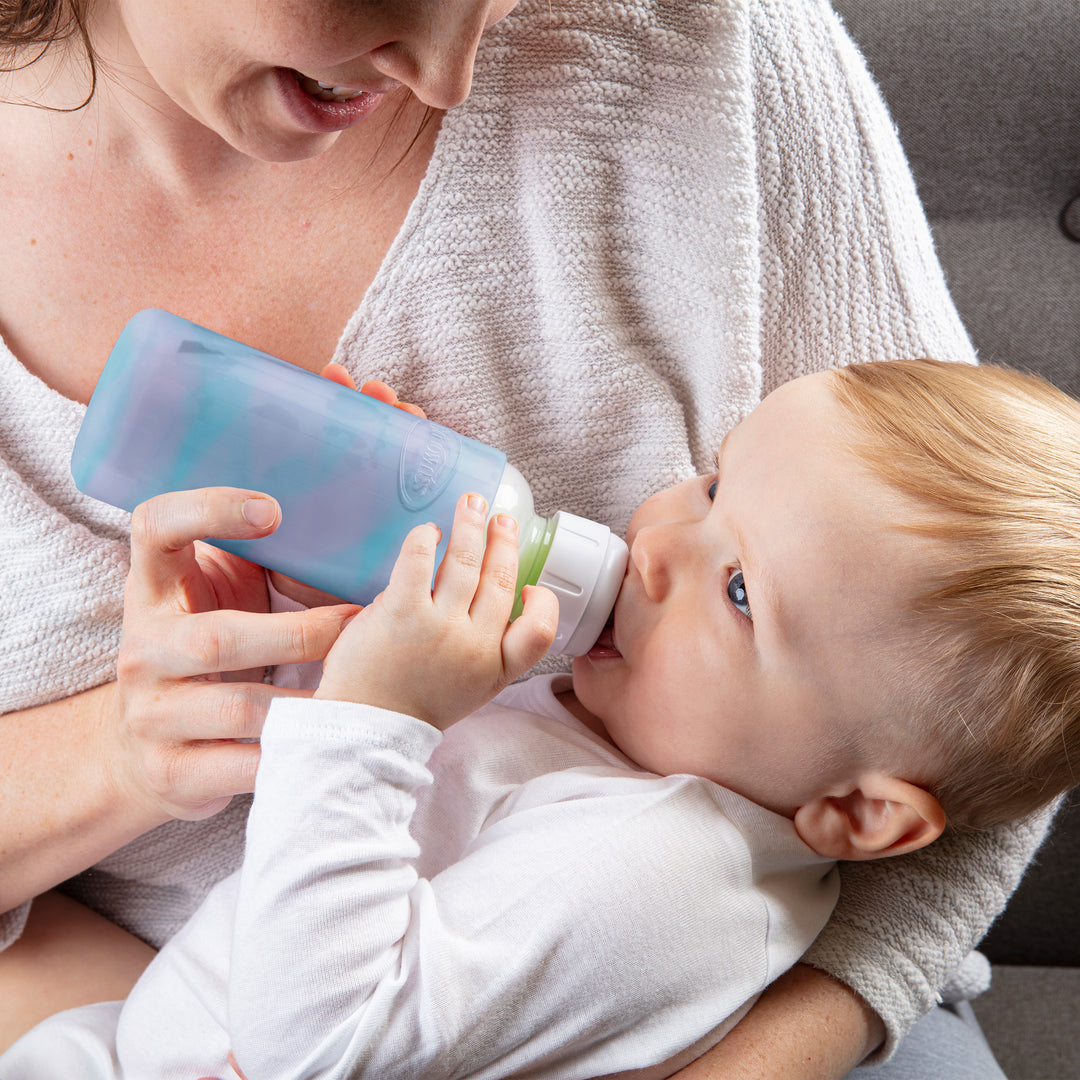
1;0;95;107
830;359;1080;829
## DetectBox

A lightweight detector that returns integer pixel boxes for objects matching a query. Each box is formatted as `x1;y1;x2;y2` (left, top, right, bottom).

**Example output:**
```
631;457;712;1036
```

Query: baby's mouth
293;71;368;102
588;614;622;659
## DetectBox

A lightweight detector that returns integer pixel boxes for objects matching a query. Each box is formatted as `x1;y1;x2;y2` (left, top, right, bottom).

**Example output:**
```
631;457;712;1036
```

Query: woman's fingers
151;682;276;743
130;605;359;680
119;681;317;742
107;679;266;821
113;683;321;819
358;376;393;400
320;365;426;417
131;739;263;820
115;484;361;820
319;363;357;390
358;378;427;418
128;488;280;605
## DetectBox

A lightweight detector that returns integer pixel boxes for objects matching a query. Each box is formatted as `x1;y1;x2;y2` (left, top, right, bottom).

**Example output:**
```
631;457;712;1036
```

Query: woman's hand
321;364;426;419
109;486;359;825
316;492;559;729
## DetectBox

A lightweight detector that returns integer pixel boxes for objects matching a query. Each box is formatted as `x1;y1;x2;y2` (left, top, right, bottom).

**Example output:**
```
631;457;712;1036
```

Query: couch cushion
830;0;1080;397
971;965;1080;1077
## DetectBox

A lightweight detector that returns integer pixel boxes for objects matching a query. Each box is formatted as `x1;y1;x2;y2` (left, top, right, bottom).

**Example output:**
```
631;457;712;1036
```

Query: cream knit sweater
0;0;1053;1060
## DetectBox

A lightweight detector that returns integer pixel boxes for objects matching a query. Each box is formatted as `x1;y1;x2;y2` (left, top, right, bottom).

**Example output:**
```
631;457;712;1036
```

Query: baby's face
572;372;930;816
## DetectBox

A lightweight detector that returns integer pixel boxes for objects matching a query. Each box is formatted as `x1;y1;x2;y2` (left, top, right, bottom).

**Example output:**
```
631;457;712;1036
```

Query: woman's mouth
294;72;368;102
275;68;390;134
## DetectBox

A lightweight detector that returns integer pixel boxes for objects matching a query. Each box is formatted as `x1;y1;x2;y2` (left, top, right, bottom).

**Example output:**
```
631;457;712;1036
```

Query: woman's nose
369;3;494;110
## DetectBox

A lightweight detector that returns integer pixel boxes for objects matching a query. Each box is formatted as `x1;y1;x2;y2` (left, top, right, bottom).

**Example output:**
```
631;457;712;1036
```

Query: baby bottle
71;309;628;656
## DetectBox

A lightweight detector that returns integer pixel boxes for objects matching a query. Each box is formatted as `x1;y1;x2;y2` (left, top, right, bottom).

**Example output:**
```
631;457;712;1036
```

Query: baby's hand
315;494;559;730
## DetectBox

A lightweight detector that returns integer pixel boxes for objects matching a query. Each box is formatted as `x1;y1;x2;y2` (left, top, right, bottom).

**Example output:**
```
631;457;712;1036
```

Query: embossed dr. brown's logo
398;422;462;511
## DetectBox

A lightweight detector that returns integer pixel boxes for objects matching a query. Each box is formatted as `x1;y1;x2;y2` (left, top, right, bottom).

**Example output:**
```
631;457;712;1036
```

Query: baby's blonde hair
829;359;1080;829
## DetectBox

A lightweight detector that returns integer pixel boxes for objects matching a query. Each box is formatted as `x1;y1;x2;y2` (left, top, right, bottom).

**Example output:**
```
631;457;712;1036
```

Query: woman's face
98;0;521;161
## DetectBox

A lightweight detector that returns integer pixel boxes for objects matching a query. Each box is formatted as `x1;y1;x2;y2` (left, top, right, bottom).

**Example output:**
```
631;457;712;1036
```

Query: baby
4;359;1078;1080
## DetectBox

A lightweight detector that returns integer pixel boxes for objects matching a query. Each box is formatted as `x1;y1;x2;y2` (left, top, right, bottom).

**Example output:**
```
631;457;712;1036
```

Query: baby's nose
630;524;677;603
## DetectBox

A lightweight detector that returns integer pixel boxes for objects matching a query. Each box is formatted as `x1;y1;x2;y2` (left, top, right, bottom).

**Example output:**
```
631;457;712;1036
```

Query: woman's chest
0;138;430;404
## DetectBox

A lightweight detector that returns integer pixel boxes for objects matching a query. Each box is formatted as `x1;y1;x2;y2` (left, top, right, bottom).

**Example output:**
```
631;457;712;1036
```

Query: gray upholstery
832;0;1080;394
829;2;1080;1076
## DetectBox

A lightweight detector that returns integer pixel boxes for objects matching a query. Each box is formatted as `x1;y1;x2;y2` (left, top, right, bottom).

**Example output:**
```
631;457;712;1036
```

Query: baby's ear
792;775;945;860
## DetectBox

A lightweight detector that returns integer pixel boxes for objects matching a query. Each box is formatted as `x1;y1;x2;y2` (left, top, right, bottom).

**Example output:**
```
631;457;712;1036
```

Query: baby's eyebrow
720;428;786;645
714;429;733;473
742;541;785;646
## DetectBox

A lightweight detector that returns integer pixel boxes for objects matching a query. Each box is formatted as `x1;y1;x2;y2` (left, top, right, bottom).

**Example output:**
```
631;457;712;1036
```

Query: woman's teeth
295;73;365;102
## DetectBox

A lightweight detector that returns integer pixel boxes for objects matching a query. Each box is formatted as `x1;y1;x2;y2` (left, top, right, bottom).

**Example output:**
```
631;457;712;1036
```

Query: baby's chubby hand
315;494;559;730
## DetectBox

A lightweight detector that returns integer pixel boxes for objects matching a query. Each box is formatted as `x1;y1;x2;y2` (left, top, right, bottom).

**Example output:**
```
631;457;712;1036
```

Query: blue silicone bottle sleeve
71;309;508;604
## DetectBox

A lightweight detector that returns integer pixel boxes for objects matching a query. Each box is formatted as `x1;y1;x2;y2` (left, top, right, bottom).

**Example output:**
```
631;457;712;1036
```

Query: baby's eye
707;477;718;501
727;569;752;620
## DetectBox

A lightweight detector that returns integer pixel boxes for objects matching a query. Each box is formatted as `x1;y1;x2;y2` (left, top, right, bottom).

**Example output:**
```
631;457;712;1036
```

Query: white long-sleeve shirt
1;675;839;1079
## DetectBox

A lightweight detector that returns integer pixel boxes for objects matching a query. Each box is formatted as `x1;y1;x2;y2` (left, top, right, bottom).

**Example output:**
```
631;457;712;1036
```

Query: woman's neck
0;40;439;403
1;16;429;198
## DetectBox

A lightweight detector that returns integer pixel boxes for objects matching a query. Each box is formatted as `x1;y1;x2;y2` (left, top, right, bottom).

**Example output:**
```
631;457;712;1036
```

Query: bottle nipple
538;512;628;655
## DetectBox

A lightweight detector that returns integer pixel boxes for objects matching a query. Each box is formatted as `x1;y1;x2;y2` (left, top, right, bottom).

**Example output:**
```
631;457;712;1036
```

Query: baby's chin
560;676;616;749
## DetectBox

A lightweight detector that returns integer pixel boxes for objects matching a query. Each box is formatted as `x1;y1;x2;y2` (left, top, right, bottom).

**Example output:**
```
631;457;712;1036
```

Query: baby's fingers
432;494;490;611
468;512;524;627
501;585;559;680
384;521;442;606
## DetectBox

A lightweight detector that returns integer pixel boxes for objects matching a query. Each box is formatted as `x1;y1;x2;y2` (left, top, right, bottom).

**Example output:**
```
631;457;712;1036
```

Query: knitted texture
338;0;763;536
0;0;1046;1057
0;350;128;715
803;803;1057;1060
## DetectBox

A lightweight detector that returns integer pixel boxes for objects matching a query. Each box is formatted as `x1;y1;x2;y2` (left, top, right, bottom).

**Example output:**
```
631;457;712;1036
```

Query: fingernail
495;513;518;534
467;493;487;514
242;498;277;530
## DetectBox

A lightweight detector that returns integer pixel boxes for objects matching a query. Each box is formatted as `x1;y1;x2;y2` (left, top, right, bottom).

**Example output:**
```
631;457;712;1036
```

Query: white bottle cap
537;512;629;656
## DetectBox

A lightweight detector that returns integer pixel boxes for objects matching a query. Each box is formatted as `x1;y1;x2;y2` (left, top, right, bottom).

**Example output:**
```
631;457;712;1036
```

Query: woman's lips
274;68;390;133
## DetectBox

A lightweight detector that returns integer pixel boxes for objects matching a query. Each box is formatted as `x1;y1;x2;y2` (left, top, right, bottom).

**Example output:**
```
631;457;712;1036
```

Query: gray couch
829;3;1080;1077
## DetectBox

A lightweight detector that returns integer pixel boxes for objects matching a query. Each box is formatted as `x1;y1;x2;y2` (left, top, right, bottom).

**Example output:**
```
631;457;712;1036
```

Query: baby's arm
226;498;567;1077
222;498;827;1080
225;704;815;1080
